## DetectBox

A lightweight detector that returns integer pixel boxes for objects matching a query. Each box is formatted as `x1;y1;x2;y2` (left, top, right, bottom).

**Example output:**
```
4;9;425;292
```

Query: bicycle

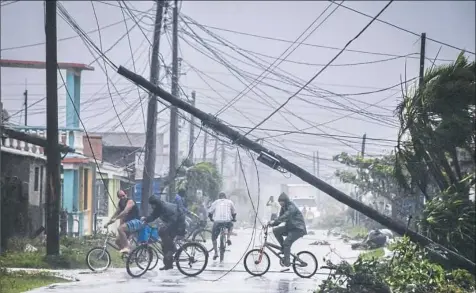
126;224;209;278
85;227;138;272
188;218;213;253
209;219;235;262
243;225;318;278
86;226;162;272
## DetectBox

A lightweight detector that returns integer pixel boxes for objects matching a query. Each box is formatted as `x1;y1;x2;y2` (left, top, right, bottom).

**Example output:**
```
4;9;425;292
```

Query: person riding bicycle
104;190;141;254
268;192;307;269
141;195;186;270
175;189;201;232
208;192;237;260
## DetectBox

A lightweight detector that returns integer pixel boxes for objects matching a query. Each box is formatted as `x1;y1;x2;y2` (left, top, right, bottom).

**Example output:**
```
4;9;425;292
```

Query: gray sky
1;1;475;195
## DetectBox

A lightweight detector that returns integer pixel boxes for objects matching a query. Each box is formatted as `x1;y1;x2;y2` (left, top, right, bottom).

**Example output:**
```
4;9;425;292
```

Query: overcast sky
1;1;475;196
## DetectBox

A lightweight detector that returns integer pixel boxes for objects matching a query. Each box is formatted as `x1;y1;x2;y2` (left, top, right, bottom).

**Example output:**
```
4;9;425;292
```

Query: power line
331;1;475;55
242;0;395;138
180;16;453;62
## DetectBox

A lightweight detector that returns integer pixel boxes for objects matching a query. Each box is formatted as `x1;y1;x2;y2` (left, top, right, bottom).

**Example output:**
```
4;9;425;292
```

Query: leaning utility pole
188;91;196;161
23;88;28;126
167;0;179;202
141;0;165;214
117;66;476;272
202;131;208;161
45;0;60;255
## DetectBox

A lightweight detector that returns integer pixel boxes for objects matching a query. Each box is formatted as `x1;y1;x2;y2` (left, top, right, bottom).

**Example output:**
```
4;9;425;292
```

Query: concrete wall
1;150;46;233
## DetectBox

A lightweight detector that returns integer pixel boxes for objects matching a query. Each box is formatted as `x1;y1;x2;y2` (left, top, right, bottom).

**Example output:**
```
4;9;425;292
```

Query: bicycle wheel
191;228;213;253
86;247;111;272
243;249;270;277
126;245;153;278
292;251;318;278
175;242;208;277
219;230;225;262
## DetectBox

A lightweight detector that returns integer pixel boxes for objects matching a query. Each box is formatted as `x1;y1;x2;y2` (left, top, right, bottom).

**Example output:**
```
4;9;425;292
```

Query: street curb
5;268;81;282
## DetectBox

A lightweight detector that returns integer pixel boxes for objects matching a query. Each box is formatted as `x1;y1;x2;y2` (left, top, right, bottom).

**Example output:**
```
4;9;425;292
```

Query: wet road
28;228;360;293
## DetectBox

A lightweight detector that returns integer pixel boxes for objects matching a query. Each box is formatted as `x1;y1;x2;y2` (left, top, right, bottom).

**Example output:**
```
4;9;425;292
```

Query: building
1;131;47;235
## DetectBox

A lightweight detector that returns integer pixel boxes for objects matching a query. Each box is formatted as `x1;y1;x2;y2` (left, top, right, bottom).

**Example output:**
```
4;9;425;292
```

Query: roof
0;59;94;71
92;132;163;148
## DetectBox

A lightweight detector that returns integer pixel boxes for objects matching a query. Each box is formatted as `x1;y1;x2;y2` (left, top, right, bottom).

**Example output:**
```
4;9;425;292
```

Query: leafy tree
177;162;222;203
394;52;475;262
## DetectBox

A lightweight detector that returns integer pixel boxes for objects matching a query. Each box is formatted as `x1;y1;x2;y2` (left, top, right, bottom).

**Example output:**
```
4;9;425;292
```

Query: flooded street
28;228;361;293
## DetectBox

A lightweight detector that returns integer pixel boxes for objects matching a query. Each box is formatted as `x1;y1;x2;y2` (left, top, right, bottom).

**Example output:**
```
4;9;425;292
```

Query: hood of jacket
278;192;291;203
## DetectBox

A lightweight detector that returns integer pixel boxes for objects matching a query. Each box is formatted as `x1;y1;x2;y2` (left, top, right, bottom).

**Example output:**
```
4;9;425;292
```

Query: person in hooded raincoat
268;192;307;268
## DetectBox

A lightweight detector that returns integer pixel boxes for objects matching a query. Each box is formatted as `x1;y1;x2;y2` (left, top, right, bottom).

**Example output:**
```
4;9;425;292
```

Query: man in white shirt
208;192;237;260
267;196;280;221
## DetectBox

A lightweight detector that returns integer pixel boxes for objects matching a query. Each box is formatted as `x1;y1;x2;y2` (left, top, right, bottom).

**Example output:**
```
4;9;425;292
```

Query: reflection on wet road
28;229;359;293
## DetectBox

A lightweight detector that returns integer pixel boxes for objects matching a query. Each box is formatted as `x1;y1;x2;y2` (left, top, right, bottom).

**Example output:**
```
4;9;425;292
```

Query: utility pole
213;138;218;165
141;0;165;214
24;84;28;126
0;101;3;253
188;91;196;162
167;0;179;202
361;134;367;158
220;141;225;175
45;0;60;255
419;33;426;88
202;131;208;161
118;65;476;273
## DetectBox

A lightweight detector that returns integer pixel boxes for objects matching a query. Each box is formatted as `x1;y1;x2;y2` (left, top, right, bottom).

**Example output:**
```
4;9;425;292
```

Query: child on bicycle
268;192;307;269
208;192;237;260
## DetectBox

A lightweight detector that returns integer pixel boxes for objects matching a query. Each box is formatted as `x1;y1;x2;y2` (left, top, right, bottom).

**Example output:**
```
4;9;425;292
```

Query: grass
343;226;368;239
359;248;385;260
0;271;68;293
0;236;125;270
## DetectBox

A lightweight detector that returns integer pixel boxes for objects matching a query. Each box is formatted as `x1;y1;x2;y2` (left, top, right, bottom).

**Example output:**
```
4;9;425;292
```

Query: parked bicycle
243;225;318;278
126;224;209;278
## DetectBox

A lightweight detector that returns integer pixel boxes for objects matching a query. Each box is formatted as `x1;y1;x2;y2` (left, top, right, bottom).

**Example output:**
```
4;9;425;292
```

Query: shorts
125;219;142;233
212;221;233;240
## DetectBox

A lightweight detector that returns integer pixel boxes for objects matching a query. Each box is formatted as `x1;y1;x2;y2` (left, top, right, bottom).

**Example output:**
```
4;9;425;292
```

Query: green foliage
178;162;222;202
0;270;67;293
420;187;476;262
359;248;385;261
317;237;476;293
0;235;124;269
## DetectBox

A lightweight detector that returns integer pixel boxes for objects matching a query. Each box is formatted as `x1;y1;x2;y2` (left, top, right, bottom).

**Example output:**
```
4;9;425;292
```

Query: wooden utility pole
188;91;196;162
45;0;60;255
419;33;426;88
361;134;367;158
0;101;3;253
213;138;218;165
23;88;28;126
202;131;208;161
118;63;476;273
167;0;179;202
220;141;225;174
141;0;165;214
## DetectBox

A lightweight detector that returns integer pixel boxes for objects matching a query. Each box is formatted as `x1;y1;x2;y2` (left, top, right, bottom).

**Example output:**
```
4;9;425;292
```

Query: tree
333;152;417;224
395;52;475;262
177;162;222;203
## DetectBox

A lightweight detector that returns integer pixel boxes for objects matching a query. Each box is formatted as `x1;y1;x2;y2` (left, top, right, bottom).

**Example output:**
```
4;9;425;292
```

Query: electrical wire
242;0;395;138
331;0;475;55
215;1;342;117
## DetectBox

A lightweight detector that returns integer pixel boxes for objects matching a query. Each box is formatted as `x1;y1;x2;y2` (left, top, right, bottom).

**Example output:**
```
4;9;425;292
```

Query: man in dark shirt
141;195;186;270
105;190;141;253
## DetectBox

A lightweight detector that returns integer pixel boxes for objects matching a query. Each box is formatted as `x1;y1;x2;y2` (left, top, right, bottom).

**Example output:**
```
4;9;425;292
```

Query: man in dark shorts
104;190;141;253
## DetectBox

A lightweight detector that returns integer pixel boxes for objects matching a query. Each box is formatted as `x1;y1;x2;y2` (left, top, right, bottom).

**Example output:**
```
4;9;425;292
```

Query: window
83;169;89;210
34;167;40;191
